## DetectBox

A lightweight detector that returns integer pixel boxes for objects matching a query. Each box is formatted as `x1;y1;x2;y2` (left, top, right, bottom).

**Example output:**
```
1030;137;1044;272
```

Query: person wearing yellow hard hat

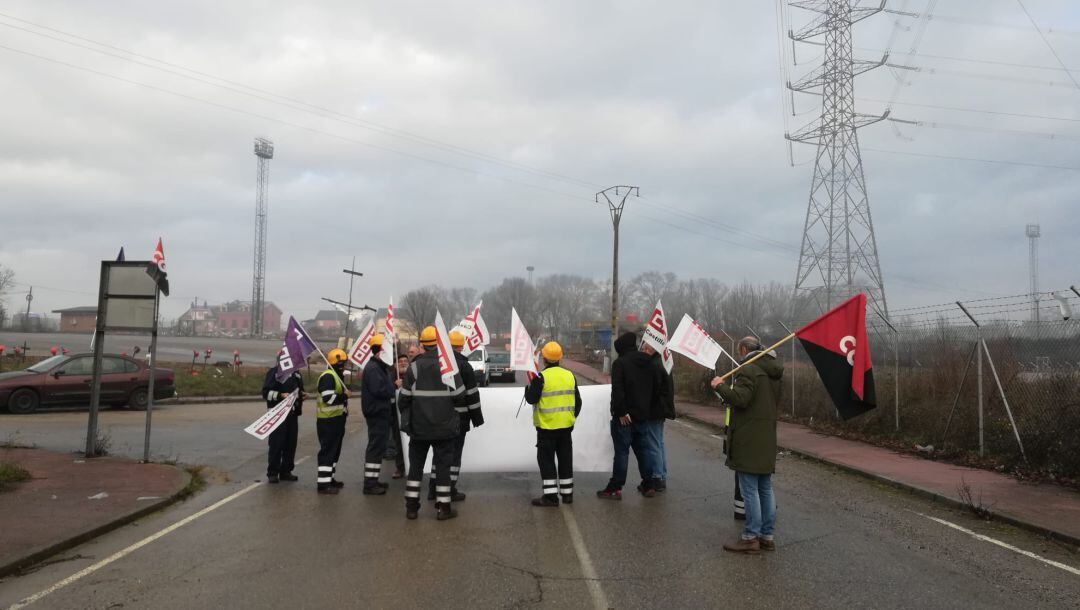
398;325;467;520
360;333;401;495
315;347;350;495
426;330;485;502
523;341;581;507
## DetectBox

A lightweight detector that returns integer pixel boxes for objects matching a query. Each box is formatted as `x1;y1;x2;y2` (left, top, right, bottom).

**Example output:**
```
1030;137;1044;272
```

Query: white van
467;346;488;386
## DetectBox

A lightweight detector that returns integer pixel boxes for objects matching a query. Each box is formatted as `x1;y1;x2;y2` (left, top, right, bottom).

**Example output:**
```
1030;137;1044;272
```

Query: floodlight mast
251;137;274;336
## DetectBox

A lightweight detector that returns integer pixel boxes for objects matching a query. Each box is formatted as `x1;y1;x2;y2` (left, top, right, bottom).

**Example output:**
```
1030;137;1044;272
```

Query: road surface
1;379;1078;608
0;332;292;366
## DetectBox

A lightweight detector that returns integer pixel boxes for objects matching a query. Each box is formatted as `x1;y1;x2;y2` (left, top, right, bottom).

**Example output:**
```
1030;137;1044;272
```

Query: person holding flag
316;348;351;495
524;341;582;507
361;334;400;495
260;356;305;484
398;325;466;520
427;331;485;502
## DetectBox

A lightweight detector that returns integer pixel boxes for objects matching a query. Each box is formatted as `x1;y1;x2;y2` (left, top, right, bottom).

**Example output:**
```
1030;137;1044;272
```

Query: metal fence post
956;301;984;456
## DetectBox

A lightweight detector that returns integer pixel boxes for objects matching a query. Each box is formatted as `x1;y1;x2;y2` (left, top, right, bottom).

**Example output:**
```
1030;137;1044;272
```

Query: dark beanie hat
613;332;638;355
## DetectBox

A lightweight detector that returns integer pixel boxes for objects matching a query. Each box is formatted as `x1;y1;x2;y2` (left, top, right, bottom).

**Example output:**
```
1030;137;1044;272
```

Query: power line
886;117;1080;142
862;147;1080;172
1014;0;1080;91
860;98;1080;124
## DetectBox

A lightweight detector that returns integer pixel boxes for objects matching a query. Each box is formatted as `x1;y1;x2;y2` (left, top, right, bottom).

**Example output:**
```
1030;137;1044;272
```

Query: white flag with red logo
642;299;674;374
510;308;539;376
348;319;377;368
244;392;298;440
379;297;395;366
668;314;729;370
455;301;490;356
433;310;459;389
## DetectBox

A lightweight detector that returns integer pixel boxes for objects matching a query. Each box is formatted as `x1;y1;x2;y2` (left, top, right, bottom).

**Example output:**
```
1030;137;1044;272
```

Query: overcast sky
0;0;1077;325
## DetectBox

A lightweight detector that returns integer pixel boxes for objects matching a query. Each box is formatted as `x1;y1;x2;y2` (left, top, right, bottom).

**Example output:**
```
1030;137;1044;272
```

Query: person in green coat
710;337;784;554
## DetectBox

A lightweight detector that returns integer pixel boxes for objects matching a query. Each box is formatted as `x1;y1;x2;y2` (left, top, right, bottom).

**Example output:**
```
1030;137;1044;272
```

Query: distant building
177;300;282;336
52;306;98;333
305;309;348;338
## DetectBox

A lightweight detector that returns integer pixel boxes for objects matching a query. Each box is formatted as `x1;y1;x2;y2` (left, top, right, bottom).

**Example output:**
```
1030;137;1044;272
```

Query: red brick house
52;306;98;333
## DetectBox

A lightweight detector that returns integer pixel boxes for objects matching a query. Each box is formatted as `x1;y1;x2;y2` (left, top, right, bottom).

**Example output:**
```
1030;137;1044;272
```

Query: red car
0;353;175;414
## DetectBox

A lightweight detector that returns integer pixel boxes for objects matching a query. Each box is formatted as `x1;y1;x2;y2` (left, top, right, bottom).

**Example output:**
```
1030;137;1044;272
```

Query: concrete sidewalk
564;359;1080;547
0;448;190;577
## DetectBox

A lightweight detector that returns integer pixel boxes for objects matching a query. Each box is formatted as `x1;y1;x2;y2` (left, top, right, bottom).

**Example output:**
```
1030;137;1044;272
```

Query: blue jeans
736;472;775;540
652;420;667;480
608;418;660;488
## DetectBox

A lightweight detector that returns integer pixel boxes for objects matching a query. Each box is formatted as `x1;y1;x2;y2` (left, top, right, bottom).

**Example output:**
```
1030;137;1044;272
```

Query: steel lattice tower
1026;223;1040;322
787;0;890;320
251;137;274;337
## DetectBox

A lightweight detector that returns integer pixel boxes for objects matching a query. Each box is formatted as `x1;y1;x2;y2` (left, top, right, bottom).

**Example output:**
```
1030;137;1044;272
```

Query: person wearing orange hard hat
427;330;485;502
361;333;401;495
523;341;581;507
315;347;350;495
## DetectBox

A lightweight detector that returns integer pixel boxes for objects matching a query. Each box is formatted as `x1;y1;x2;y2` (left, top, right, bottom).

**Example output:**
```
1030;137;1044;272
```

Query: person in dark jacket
398;326;466;521
710;337;784;554
428;331;485;501
388;353;410;479
261;362;305;483
361;334;401;495
525;341;582;507
597;332;666;499
641;342;675;492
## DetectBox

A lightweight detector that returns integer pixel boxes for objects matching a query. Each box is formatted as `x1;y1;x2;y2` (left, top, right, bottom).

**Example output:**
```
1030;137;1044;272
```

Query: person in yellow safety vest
315;348;350;495
523;341;582;507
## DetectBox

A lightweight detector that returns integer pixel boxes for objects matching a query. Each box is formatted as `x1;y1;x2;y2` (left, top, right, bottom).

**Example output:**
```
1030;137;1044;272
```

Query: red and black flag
795;294;876;420
146;237;170;296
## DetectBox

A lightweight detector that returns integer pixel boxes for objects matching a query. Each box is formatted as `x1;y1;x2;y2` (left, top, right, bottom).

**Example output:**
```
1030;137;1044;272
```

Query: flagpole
713;333;796;384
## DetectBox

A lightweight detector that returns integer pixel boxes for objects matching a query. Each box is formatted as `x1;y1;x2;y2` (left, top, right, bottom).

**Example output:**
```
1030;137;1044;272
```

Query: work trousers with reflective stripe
430;415;468;495
363;413;391;487
316;415;346;490
536;427;574;498
406;437;455;507
267;410;298;476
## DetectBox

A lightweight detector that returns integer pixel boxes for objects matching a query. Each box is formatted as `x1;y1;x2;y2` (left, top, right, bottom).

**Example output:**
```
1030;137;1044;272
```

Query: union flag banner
379;297;395;366
433;310;459;389
642;299;674;374
456;301;490;356
244;392;298;440
668;314;729;370
510;308;538;376
348;320;377;368
795;294;876;420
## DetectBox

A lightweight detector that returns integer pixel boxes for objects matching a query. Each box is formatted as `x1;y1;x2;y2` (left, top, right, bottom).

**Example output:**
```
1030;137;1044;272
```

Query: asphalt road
2;386;1079;607
0;331;293;366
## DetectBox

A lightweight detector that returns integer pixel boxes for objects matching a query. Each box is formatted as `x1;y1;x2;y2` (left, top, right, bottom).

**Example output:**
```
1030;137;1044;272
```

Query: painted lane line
10;455;312;610
917;513;1080;577
561;508;610;610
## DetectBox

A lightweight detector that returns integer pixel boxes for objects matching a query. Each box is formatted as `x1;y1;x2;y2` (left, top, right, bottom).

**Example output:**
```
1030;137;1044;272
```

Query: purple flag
276;316;317;381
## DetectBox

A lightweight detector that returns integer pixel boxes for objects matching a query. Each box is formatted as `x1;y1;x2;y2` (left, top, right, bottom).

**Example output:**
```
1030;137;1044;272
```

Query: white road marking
9;456;312;610
917;513;1080;577
561;508;610;610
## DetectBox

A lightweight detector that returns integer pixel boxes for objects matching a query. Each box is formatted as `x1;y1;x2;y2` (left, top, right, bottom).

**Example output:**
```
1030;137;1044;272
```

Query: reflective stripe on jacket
316;369;346;419
533;366;577;430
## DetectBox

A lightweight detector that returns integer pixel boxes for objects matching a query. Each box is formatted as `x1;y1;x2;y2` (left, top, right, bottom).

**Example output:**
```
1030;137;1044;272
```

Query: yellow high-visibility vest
533;367;577;430
316;370;346;419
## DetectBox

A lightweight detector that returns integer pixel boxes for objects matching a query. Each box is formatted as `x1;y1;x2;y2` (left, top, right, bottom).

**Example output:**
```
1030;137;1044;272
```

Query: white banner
244;393;297;440
434;310;459;389
379;297;395;366
348;320;377;368
455;301;490;356
669;313;730;370
510;308;538;375
642;299;674;374
415;385;614;472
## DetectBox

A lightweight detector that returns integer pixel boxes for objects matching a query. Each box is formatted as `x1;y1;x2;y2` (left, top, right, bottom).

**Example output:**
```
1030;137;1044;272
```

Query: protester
525;342;581;507
597;332;665;499
315;349;350;495
710;337;783;553
429;331;484;501
399;327;466;521
361;334;401;495
260;359;304;484
388;353;410;479
641;342;675;492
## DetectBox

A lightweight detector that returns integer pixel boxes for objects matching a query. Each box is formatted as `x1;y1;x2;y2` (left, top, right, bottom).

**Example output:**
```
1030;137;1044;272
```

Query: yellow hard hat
449;331;465;348
541;341;563;362
420;326;438;346
369;333;385;347
327;348;348;366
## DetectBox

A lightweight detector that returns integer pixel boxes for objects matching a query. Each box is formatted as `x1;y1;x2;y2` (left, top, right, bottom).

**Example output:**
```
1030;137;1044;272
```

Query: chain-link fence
674;287;1080;480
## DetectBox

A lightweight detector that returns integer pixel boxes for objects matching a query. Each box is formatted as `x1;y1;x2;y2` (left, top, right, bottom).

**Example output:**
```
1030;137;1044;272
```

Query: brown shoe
757;537;775;551
723;538;760;554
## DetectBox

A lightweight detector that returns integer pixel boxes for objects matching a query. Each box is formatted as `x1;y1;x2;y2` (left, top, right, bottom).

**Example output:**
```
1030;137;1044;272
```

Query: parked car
486;350;515;383
0;353;176;414
468;346;488;386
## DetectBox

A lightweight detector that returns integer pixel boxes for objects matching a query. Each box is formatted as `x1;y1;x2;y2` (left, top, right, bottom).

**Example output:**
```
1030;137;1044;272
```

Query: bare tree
400;286;441;334
0;265;14;329
481;277;538;336
440;286;479;325
535;274;600;343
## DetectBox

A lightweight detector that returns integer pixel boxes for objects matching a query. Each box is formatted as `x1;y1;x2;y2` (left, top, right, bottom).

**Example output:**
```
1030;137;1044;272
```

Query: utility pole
786;0;890;320
596;186;639;365
24;286;32;331
342;260;363;340
1026;223;1041;322
251;137;274;337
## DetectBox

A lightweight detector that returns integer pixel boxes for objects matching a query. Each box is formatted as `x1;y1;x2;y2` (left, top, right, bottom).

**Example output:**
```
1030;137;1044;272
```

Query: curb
157;395;261;406
0;467;193;578
675;408;1080;551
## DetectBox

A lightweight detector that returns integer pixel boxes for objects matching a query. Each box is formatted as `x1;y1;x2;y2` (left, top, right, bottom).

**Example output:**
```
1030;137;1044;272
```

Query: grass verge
0;461;31;492
177;465;208;500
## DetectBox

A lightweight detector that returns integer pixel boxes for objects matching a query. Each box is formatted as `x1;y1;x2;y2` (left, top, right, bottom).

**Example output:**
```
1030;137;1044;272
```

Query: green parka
716;351;784;475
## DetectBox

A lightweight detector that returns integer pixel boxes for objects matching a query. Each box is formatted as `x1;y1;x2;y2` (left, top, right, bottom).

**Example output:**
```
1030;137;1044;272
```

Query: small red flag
795;294;876;420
